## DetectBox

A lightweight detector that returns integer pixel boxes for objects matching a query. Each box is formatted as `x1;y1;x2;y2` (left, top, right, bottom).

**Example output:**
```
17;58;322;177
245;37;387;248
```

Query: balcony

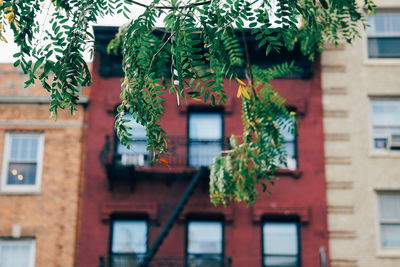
98;255;232;267
100;136;230;189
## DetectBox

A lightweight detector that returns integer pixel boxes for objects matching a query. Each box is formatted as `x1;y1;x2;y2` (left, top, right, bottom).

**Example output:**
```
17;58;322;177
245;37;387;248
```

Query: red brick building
77;26;329;267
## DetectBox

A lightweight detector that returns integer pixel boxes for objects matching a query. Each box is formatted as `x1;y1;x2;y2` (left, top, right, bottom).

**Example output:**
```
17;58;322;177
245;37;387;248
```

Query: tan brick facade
0;64;87;266
322;1;400;266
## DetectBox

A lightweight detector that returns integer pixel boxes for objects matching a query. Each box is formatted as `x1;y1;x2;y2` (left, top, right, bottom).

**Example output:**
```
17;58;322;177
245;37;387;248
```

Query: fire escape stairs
139;166;207;267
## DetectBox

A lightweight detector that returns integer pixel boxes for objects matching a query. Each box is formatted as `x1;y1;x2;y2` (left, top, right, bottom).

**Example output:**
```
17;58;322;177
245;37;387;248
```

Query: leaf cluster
0;0;375;204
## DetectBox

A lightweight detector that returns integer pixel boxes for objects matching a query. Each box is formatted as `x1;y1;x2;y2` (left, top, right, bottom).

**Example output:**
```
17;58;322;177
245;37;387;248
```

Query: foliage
0;0;375;204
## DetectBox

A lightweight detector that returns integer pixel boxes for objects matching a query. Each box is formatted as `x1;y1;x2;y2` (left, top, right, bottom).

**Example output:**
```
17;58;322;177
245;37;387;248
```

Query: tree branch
127;0;211;10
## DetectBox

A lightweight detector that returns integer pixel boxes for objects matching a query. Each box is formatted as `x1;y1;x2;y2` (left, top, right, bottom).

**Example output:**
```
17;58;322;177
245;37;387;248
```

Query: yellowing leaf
5;12;14;24
241;86;251;100
235;77;246;86
236;85;242;98
159;157;170;167
236;85;251;100
192;97;202;101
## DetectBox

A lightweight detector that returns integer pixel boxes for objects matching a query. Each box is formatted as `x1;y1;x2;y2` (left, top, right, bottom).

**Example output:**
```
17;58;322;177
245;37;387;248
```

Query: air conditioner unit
389;134;400;149
121;153;146;166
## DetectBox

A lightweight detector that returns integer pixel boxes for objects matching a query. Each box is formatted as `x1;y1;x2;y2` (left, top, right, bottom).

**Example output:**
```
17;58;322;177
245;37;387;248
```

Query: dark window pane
7;163;37;185
368;38;400;58
374;138;388;149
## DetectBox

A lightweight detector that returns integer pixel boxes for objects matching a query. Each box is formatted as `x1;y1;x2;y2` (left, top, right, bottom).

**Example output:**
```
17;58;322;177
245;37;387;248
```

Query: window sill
363;59;400;66
0;188;41;195
369;151;400;159
376;250;400;259
276;169;302;178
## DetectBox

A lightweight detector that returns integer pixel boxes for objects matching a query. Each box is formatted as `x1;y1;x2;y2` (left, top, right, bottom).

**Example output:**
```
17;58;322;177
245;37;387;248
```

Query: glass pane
7;163;37;185
189;141;222;167
374;138;388;149
368;13;400;34
372;101;400;125
381;224;400;248
264;255;298;267
189;113;222;140
368;38;400;58
10;136;39;162
117;114;147;153
278;117;297;169
117;115;149;165
112;221;147;254
263;223;298;255
187;254;224;267
188;221;223;254
0;243;32;267
379;194;400;220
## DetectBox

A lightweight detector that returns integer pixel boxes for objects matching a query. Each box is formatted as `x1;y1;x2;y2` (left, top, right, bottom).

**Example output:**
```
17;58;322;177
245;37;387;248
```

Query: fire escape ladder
140;167;207;267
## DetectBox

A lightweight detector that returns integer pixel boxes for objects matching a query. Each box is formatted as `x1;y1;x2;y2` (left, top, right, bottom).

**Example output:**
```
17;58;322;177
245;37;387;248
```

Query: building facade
78;27;329;267
0;64;87;266
322;1;400;266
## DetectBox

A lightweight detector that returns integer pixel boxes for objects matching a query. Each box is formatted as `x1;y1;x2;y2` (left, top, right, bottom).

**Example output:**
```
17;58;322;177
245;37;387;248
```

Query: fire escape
99;135;231;267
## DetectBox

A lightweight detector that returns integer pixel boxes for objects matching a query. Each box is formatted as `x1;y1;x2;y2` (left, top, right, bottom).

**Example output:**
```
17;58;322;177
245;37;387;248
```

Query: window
1;132;44;193
116;114;149;166
0;238;36;267
367;12;400;58
187;221;224;267
110;220;148;266
378;192;400;249
371;100;400;151
188;112;223;167
279;119;297;170
262;222;300;267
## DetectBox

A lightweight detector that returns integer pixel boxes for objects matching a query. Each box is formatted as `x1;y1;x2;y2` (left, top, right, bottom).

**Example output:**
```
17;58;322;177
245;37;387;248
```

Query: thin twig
127;0;211;9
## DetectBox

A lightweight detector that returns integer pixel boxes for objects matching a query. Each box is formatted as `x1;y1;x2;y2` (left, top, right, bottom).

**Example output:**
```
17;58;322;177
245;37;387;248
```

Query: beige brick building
0;64;87;266
322;1;400;266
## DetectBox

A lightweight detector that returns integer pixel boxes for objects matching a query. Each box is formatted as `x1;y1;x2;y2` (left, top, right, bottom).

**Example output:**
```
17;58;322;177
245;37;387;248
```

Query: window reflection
188;113;223;167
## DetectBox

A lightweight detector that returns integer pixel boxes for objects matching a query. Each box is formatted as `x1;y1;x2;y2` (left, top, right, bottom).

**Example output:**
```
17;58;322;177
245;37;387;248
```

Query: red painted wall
77;37;329;266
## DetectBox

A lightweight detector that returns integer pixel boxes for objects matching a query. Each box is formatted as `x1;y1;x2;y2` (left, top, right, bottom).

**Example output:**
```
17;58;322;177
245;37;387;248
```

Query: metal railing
100;136;230;169
99;255;232;267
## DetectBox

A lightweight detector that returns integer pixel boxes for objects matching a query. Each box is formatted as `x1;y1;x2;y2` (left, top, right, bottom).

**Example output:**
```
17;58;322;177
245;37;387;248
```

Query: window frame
377;191;400;251
0;132;45;194
187;111;224;167
0;238;36;267
185;219;225;266
109;218;149;264
364;9;400;63
261;219;301;267
370;98;400;152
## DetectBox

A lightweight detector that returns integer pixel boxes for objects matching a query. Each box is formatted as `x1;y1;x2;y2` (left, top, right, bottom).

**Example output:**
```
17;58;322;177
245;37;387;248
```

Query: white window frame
1;132;45;193
364;10;400;64
0;238;36;267
370;99;400;152
377;192;400;253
